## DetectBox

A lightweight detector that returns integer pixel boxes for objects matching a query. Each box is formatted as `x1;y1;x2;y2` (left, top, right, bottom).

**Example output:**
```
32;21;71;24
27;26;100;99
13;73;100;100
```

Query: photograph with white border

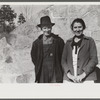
0;2;100;98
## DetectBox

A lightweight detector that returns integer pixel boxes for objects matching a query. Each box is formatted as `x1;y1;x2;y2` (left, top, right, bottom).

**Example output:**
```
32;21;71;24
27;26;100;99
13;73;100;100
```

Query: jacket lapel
79;38;85;50
38;38;43;58
79;35;88;52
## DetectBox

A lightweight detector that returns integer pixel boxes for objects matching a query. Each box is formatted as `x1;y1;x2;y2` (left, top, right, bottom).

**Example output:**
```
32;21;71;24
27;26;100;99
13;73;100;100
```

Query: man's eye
43;28;47;29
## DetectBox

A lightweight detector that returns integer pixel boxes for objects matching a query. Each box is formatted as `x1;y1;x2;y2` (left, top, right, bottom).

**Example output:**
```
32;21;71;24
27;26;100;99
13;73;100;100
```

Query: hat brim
37;23;55;27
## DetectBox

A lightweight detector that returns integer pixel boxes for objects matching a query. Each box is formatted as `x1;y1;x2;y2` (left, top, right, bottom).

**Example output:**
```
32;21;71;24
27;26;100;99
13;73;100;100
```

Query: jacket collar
67;35;89;42
67;35;89;51
38;33;59;40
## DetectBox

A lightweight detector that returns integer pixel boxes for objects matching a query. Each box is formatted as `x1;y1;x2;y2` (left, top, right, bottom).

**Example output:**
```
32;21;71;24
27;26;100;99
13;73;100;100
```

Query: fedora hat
37;16;55;27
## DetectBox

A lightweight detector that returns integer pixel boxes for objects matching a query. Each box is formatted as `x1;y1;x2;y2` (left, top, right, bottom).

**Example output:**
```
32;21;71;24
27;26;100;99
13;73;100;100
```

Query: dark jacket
61;35;98;81
31;33;65;83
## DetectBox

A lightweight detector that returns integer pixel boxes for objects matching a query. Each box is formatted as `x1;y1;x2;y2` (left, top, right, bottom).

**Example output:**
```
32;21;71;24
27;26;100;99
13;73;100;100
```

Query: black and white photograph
0;1;100;98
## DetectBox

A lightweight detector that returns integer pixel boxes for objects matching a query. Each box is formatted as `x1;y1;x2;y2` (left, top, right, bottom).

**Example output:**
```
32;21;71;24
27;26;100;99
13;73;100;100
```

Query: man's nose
45;29;50;31
45;28;48;31
76;28;80;31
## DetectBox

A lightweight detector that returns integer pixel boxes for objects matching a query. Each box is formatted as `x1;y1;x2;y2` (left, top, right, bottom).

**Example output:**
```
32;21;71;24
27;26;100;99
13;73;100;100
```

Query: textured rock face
0;5;100;83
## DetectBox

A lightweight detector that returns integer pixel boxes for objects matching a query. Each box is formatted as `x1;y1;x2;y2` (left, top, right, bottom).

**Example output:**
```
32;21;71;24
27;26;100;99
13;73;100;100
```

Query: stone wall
0;5;100;83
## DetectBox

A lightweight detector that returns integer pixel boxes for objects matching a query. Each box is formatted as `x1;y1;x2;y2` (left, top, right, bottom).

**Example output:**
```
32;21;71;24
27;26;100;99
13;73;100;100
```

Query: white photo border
0;2;100;99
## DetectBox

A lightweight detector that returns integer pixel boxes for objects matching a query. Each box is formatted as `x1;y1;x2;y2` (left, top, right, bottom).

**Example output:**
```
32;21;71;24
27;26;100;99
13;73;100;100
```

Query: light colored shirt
72;46;80;77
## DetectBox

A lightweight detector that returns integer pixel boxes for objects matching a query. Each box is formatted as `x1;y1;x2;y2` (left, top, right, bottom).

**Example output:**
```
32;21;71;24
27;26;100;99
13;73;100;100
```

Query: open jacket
31;33;65;83
61;35;98;81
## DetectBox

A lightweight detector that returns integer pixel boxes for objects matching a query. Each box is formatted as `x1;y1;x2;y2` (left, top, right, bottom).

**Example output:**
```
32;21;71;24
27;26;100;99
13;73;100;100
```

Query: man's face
41;26;52;36
73;22;83;36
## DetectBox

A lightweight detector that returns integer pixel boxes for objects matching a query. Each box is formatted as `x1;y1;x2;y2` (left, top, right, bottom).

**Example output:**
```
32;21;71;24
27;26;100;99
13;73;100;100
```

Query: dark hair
71;18;86;30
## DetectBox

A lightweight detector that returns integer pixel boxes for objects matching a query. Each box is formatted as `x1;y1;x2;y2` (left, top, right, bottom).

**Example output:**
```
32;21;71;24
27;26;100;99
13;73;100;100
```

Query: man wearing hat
31;16;65;83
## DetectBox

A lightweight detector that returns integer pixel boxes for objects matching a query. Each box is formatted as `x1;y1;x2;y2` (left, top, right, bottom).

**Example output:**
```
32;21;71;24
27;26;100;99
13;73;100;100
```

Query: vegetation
17;13;26;25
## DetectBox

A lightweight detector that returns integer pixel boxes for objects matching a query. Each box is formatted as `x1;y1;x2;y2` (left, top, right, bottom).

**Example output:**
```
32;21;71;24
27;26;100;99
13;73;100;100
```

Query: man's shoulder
33;34;43;42
52;34;63;40
32;38;40;46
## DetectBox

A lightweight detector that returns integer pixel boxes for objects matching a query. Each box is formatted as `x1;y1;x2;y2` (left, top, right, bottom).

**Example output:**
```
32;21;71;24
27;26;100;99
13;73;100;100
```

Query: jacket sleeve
58;38;65;61
61;41;70;74
30;41;37;66
83;38;98;75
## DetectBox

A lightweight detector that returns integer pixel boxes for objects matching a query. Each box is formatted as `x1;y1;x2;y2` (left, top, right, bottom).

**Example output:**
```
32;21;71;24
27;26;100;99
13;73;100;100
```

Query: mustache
44;31;51;33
